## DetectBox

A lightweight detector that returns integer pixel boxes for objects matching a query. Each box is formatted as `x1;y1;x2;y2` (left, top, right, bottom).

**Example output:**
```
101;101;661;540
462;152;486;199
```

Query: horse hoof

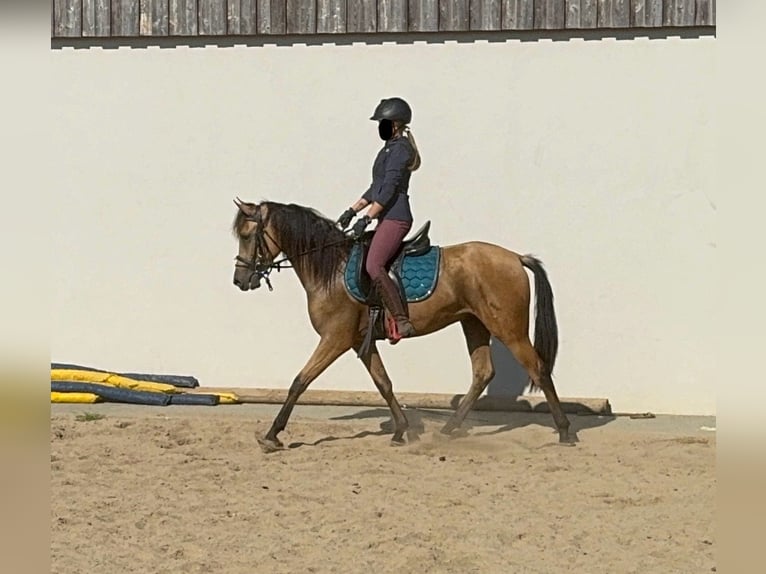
441;427;468;439
390;436;407;447
558;431;578;445
405;430;421;443
258;437;285;453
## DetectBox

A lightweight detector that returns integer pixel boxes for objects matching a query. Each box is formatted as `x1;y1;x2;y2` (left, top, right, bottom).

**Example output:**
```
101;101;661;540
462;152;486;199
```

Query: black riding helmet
370;97;412;125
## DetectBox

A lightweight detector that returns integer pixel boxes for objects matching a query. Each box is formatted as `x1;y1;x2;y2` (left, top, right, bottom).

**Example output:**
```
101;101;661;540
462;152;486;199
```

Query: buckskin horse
232;199;573;452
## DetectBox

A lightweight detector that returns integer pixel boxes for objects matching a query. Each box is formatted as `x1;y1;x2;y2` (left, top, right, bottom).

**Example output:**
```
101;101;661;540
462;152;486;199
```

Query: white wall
48;33;717;414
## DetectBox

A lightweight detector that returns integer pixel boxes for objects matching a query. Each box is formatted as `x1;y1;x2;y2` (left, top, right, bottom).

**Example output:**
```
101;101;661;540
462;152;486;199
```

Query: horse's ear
234;198;257;217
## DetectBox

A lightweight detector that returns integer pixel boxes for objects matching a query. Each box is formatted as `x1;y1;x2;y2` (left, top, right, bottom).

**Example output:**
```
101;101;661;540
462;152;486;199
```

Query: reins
236;208;352;291
269;234;353;270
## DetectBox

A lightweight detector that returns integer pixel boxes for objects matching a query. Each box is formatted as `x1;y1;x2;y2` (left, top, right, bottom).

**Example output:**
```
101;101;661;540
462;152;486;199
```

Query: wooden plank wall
52;0;716;37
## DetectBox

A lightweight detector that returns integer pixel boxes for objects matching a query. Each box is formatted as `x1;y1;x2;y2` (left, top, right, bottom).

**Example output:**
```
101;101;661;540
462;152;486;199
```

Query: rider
337;97;422;342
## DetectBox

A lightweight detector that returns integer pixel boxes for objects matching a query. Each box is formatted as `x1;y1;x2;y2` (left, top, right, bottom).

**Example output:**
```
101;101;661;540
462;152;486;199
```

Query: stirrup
357;307;382;358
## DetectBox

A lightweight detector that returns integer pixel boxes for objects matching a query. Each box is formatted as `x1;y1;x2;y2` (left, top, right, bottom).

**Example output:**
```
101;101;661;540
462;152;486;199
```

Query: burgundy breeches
365;219;412;281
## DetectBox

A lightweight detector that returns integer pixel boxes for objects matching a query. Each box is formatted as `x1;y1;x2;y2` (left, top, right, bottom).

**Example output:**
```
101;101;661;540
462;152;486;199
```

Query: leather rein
235;209;351;291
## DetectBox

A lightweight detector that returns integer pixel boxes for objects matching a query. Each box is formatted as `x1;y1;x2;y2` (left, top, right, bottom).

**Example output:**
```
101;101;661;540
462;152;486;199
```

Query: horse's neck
290;260;315;291
272;234;312;291
272;225;348;294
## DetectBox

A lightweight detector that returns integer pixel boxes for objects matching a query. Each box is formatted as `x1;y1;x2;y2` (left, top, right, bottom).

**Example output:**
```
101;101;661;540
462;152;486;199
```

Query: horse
231;199;573;452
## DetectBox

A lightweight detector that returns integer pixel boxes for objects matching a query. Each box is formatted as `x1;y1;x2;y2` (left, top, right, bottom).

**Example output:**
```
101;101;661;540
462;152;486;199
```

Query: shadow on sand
286;406;616;449
287;337;614;449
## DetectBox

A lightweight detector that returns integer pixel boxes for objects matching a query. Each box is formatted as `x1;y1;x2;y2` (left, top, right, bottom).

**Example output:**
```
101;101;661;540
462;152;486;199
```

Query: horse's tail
520;255;559;378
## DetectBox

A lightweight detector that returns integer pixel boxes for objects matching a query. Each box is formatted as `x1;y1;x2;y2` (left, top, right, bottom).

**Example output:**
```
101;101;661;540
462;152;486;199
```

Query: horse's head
232;199;281;291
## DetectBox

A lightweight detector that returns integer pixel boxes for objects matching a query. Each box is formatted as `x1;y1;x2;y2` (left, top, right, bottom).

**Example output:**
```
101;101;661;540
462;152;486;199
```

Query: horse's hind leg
440;316;495;435
357;342;410;445
501;336;574;444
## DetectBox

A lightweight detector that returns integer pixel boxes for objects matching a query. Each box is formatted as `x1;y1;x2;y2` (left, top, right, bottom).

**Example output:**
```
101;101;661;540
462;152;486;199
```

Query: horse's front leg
258;337;350;453
356;341;410;445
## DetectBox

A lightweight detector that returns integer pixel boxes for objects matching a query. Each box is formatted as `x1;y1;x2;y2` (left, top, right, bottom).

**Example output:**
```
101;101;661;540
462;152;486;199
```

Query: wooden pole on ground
193;388;612;415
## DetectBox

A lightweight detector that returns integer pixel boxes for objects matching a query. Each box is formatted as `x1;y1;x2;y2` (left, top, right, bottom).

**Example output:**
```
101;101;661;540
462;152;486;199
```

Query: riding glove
350;215;372;240
337;208;356;230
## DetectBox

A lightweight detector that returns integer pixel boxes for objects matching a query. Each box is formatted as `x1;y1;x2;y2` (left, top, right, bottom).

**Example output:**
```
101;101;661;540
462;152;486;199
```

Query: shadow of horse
285;337;611;450
279;405;617;449
287;429;390;450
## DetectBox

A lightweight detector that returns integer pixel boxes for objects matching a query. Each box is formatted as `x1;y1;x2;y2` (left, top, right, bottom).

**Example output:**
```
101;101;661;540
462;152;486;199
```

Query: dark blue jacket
362;136;414;223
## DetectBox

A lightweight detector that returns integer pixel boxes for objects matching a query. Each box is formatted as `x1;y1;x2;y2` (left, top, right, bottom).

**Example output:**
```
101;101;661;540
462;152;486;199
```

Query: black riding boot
374;275;416;342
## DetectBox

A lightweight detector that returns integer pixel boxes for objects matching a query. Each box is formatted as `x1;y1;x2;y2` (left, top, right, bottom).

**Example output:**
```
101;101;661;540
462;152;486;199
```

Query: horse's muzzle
233;273;261;291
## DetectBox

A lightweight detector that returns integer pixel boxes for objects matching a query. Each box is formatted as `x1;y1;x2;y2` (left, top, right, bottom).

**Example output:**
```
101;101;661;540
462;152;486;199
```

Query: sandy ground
51;403;716;574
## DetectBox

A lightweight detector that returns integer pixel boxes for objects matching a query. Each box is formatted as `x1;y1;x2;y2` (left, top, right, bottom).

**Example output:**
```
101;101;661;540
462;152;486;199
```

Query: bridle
235;205;351;291
234;207;288;291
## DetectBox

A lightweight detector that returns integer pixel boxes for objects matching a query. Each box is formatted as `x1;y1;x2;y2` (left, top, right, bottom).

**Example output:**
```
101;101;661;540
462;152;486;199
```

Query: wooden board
54;0;82;37
140;0;169;35
534;0;565;29
317;0;347;32
565;0;580;27
565;0;598;28
228;0;242;33
287;0;317;33
676;0;696;25
348;0;377;32
258;0;287;34
240;0;258;33
111;0;141;36
169;0;198;35
643;0;663;26
664;0;695;25
83;0;111;36
409;0;438;31
199;0;227;34
379;0;408;32
470;0;501;30
695;0;714;25
502;0;534;30
439;0;469;31
598;0;629;27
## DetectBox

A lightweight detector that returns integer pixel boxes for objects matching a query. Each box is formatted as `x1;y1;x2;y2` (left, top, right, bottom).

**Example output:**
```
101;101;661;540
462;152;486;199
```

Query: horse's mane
234;201;351;291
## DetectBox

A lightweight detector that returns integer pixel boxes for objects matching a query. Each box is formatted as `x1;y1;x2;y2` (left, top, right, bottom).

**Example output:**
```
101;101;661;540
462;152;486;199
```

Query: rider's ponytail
404;127;421;172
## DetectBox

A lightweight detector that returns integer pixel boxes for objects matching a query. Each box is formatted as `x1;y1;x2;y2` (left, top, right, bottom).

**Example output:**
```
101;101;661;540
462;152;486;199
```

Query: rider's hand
337;208;356;230
350;215;372;240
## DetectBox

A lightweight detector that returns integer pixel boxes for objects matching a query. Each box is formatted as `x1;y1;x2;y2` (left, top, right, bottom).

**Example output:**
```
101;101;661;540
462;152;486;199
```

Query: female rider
337;97;422;342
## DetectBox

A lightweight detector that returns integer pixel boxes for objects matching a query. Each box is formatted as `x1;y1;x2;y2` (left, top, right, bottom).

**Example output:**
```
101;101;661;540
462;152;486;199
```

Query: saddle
344;222;441;356
355;221;432;304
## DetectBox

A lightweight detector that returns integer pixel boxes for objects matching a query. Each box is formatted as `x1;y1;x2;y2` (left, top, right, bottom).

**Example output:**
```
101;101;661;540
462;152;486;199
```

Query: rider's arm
366;202;385;219
351;197;371;212
349;198;383;220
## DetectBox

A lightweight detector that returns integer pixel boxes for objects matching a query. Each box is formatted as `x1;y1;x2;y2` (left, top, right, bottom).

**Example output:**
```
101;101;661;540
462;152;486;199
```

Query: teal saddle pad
344;244;441;304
